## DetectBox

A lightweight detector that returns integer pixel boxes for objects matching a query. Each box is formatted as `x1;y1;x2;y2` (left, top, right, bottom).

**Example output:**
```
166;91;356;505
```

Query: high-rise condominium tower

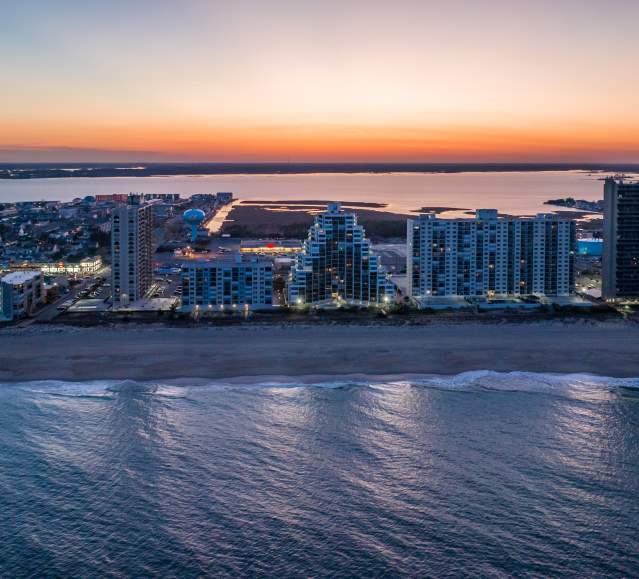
288;203;393;306
407;210;575;298
603;177;639;300
111;198;154;305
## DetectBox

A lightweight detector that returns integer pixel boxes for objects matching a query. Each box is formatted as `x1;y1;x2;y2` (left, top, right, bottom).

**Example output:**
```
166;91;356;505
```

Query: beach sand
1;320;639;382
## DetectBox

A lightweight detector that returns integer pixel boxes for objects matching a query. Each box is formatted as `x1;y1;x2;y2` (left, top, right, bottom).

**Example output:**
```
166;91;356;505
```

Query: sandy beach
1;320;639;382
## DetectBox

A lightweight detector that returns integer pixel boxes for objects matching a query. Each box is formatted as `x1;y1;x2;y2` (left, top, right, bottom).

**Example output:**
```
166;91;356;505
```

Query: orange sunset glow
2;0;638;162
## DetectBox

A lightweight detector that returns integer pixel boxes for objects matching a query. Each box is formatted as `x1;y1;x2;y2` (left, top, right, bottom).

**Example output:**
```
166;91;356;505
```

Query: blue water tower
183;209;206;242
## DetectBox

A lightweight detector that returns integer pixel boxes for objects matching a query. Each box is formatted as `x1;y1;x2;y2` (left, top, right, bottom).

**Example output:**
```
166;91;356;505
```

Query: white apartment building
407;210;575;298
0;270;44;321
181;255;273;311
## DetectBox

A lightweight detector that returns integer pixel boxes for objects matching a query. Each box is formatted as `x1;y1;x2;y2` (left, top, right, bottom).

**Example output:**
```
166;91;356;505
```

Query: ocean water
1;372;638;577
0;170;621;215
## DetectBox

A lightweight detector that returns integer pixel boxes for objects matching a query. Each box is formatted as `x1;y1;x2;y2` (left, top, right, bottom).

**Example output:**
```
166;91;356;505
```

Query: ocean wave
16;379;118;399
207;371;639;396
14;379;189;399
403;370;639;391
6;371;639;399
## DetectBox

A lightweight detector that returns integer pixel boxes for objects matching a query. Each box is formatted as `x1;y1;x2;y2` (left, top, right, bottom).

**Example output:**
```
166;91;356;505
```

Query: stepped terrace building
603;177;639;300
288;203;393;306
407;210;575;299
181;255;273;311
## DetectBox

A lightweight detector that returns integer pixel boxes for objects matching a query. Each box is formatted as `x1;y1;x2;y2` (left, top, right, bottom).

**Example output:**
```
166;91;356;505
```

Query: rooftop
1;270;42;285
416;210;576;222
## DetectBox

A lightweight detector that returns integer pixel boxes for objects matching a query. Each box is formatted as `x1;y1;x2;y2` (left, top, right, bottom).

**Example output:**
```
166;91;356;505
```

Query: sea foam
8;371;639;399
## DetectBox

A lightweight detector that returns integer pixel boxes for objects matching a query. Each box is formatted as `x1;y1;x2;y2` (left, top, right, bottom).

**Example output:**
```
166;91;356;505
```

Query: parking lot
148;274;183;301
372;243;407;274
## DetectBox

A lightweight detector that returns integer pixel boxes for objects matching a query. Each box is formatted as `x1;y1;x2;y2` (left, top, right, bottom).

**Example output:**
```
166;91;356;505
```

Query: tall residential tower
602;177;639;300
111;198;154;305
288;203;393;306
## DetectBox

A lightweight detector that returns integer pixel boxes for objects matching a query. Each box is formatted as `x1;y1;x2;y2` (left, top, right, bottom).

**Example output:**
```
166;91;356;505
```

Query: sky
1;0;638;163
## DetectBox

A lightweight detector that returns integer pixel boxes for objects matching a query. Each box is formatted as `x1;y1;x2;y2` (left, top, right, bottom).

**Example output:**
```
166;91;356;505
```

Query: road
16;274;105;328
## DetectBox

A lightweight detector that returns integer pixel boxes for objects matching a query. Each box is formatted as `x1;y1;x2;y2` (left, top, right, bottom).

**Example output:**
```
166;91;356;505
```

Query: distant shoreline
2;320;639;382
1;162;638;180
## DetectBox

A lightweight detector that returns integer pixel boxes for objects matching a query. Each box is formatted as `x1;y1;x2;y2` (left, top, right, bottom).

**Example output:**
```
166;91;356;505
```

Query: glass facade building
288;203;393;306
407;210;575;298
603;178;639;300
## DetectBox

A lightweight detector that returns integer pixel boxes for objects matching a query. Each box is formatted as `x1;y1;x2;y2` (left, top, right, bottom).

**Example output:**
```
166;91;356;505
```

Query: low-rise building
142;193;181;202
576;238;603;257
37;256;103;277
240;240;303;254
96;194;129;203
216;192;234;205
0;270;44;321
181;255;273;311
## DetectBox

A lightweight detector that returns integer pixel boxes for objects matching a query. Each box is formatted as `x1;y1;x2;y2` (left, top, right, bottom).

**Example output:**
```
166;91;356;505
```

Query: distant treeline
2;163;639;179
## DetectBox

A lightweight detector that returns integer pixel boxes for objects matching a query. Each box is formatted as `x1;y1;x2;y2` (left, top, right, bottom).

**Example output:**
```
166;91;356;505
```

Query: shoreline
2;319;639;382
0;161;639;181
3;163;639;181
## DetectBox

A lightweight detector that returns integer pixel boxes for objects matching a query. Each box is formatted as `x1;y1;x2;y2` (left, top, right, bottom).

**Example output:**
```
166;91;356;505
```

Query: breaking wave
8;371;639;399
